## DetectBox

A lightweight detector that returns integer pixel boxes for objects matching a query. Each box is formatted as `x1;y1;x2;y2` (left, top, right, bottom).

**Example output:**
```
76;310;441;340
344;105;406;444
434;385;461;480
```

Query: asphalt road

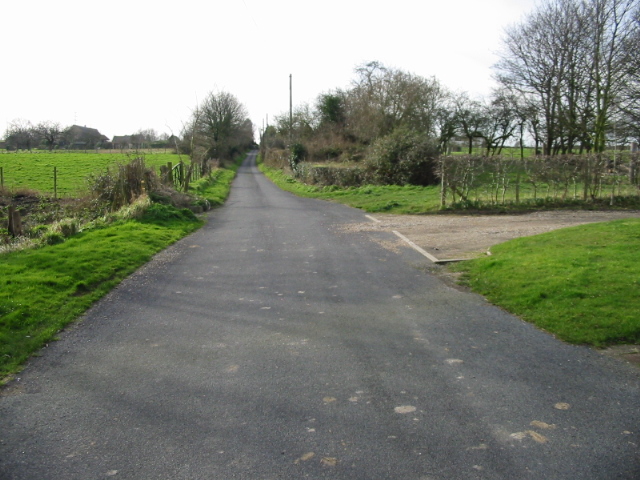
1;151;638;479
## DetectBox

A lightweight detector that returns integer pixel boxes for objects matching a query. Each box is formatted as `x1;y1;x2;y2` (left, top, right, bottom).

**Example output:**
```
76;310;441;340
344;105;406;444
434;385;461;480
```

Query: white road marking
392;231;440;263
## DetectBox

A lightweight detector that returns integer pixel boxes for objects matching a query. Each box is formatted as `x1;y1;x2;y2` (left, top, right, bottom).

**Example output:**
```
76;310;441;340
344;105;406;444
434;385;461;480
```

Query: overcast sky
1;0;540;141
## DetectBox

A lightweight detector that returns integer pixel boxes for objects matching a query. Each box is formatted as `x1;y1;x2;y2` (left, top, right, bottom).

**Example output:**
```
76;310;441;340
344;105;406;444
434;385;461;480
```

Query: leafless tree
35;121;63;150
483;90;519;155
4;119;36;151
190;91;253;162
495;0;639;154
345;61;444;143
453;93;487;154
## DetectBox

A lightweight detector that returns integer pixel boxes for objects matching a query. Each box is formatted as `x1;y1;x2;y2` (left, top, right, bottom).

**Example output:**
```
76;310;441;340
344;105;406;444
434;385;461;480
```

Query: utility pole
289;74;293;145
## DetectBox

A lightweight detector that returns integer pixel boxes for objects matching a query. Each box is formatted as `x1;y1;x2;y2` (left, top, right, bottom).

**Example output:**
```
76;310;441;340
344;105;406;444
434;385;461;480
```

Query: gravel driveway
345;210;640;261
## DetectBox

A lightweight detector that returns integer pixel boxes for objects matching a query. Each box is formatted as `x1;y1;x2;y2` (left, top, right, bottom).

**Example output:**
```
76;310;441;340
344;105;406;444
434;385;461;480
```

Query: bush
87;157;159;211
306;165;368;187
365;129;439;186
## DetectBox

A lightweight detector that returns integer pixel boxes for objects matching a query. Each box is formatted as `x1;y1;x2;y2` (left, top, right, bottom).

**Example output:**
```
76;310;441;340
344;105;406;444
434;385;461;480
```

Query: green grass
450;218;640;346
0;209;202;379
0;155;244;381
260;161;640;214
0;151;185;197
190;159;242;207
259;163;442;214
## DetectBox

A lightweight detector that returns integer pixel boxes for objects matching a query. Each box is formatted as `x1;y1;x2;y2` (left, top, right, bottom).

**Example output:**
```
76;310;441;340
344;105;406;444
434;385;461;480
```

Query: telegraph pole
289;74;293;145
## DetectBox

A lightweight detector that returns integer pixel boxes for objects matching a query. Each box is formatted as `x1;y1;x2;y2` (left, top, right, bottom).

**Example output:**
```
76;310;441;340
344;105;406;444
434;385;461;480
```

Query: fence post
167;162;173;187
8;205;23;236
54;166;58;199
583;157;589;201
440;157;446;208
1;166;3;189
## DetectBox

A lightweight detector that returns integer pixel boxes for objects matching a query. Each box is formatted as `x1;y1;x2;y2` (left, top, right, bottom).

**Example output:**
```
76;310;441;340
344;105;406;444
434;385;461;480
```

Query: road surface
1;151;638;479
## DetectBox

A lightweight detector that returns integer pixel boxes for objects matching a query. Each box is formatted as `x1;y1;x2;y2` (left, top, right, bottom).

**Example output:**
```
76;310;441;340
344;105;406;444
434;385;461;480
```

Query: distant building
63;125;109;149
112;135;133;149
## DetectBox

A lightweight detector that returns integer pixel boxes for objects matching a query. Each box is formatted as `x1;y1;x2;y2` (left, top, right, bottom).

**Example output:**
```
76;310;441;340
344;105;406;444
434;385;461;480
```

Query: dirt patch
344;210;640;261
599;345;640;367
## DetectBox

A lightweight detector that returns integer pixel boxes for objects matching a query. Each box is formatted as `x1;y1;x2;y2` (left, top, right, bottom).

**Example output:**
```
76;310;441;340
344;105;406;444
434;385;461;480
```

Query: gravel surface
343;210;640;260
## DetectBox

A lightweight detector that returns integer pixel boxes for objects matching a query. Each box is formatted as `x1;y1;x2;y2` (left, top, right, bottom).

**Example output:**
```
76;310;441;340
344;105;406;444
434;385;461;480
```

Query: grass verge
258;162;442;213
0;157;243;381
450;218;640;346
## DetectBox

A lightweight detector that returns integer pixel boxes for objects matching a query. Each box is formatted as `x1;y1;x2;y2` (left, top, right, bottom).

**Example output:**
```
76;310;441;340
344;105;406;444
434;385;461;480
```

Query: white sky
1;0;539;142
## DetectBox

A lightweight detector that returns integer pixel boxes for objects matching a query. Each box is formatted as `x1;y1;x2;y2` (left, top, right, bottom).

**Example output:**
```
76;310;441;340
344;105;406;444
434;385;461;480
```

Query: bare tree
495;0;639;154
345;61;444;143
618;10;640;142
4;119;35;151
453;93;487;154
191;91;252;162
483;90;519;155
35;121;63;150
587;0;639;151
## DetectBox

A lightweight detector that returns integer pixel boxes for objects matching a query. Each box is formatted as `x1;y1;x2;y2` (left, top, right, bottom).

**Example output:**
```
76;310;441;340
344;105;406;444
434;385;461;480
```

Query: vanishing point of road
1;152;638;479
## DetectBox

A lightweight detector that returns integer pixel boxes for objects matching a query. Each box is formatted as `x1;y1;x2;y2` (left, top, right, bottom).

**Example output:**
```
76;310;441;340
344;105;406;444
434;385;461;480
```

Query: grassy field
0;151;186;197
450;218;640;346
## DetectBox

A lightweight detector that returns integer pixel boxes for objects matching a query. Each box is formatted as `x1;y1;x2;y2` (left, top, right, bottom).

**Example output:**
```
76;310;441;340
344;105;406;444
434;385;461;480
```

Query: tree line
2;120;175;151
2;93;256;158
262;0;640;187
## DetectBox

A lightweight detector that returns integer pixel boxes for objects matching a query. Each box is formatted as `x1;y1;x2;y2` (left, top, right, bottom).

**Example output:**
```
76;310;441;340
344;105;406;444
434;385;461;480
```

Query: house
63;125;109;149
112;135;133;149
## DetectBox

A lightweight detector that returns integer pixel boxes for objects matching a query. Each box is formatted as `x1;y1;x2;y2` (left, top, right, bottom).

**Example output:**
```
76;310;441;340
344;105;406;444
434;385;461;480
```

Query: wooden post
54;166;58;199
0;166;3;189
440;157;446;209
583;158;589;201
8;205;23;237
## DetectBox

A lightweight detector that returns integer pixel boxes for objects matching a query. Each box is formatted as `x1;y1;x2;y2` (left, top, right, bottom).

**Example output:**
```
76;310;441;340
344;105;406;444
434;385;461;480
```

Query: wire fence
0;160;207;198
436;152;640;208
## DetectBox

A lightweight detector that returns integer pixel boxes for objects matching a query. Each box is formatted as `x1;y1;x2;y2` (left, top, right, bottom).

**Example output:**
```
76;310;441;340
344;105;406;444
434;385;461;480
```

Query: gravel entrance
348;210;640;261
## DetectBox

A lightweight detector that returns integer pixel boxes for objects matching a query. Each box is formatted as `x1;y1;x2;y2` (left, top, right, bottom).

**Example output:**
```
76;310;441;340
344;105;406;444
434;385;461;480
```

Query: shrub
306;165;368;187
87;157;160;211
365;129;439;186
